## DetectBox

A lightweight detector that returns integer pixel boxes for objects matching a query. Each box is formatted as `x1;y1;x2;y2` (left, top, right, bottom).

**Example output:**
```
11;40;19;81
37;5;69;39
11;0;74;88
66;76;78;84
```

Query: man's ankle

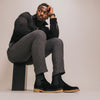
36;73;45;80
52;74;62;85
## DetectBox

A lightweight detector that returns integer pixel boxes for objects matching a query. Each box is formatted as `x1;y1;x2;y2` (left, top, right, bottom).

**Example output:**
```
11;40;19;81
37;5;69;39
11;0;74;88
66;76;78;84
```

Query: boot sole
63;89;80;93
34;89;63;93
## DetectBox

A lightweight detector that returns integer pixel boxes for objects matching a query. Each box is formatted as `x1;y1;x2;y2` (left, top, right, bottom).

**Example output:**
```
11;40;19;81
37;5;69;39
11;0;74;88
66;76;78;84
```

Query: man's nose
40;12;43;15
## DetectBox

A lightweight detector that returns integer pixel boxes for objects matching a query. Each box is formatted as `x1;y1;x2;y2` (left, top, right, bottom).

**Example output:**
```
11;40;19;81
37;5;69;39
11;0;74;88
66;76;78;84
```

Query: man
7;3;80;93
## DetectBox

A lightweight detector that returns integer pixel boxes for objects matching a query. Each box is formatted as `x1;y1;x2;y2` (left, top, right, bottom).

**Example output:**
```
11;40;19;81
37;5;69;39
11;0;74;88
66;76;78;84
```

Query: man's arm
46;6;59;39
14;12;37;35
49;18;59;37
10;12;37;44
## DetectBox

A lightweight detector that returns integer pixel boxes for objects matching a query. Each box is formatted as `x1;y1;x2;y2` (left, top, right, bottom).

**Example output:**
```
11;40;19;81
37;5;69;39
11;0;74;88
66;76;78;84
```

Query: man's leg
7;30;54;92
45;38;80;93
7;30;48;74
34;37;64;93
45;38;65;76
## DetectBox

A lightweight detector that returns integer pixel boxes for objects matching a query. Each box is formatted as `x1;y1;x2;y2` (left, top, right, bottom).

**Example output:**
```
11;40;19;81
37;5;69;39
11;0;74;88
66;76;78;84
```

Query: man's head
36;3;50;21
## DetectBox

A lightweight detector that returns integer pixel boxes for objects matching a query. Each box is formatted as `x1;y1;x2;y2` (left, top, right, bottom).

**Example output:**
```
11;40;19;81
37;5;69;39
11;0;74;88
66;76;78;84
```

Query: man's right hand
48;5;55;18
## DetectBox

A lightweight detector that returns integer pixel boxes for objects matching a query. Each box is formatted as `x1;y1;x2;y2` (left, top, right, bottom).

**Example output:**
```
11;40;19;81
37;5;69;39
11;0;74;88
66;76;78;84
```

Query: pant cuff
52;71;65;76
35;68;48;75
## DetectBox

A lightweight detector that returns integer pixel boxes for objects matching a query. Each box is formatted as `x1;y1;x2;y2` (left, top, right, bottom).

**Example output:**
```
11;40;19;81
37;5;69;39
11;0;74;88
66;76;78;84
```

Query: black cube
12;63;26;91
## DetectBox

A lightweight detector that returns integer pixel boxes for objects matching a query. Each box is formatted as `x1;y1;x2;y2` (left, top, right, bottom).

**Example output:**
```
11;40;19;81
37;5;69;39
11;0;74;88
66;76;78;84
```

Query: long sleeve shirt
9;12;59;46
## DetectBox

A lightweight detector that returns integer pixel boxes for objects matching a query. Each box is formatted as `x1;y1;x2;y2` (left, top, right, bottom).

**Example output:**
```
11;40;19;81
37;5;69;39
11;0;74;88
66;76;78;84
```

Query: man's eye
44;12;47;14
38;9;41;12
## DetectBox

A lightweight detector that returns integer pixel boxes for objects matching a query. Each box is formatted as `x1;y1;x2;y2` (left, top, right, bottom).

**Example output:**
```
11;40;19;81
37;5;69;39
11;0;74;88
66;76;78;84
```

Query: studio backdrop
0;0;100;91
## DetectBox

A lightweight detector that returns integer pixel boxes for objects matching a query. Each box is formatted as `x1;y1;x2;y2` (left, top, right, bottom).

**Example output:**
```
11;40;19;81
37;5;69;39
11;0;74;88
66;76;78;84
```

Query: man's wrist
49;13;55;18
50;17;57;24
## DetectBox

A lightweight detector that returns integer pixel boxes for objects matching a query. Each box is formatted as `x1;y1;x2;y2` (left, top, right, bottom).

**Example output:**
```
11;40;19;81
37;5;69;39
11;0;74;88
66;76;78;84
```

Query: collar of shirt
32;14;48;27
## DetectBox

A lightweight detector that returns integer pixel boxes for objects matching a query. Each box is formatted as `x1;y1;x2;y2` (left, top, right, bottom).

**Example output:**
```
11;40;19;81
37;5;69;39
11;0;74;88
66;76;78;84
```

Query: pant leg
7;30;48;74
45;38;65;76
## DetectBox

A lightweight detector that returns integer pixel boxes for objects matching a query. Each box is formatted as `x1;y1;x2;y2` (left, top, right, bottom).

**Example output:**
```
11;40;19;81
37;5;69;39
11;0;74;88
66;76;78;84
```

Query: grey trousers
7;30;65;76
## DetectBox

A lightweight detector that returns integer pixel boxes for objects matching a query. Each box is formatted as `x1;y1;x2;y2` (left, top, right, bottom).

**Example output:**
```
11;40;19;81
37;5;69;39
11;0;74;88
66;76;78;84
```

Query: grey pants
7;30;65;76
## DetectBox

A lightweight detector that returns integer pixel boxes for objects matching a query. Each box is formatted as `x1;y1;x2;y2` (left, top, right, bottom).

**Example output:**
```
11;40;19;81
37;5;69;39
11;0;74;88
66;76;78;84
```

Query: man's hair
38;3;49;9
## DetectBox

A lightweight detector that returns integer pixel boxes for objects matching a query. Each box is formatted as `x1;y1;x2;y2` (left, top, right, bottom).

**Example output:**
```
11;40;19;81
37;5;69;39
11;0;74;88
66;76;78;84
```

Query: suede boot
51;74;80;93
34;73;62;93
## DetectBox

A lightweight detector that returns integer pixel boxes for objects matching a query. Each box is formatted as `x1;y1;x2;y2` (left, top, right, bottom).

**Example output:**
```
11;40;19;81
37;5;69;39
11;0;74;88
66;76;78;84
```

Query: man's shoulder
18;12;32;18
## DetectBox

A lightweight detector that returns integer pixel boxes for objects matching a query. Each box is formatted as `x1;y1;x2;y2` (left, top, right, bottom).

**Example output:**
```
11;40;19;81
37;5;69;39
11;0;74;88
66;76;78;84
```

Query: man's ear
36;10;38;14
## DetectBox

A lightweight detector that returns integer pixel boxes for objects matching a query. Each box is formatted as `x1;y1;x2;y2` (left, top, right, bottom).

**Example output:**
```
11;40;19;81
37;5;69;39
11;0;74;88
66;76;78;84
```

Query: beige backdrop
0;0;100;91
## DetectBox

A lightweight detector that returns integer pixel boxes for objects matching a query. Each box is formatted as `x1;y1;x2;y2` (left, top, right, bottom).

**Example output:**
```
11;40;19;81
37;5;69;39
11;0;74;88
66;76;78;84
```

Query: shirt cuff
50;18;57;24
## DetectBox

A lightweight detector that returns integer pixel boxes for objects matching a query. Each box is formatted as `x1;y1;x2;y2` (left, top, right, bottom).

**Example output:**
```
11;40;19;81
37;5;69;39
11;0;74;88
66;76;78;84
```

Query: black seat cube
12;63;26;91
12;56;33;91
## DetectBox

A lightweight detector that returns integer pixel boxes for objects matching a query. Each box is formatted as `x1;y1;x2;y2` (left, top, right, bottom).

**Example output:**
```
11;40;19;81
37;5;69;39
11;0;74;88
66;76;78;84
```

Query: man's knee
31;30;47;40
51;38;63;46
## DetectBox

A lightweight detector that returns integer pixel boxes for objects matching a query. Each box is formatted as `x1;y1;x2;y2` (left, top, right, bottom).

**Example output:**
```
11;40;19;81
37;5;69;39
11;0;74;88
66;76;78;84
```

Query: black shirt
9;12;59;46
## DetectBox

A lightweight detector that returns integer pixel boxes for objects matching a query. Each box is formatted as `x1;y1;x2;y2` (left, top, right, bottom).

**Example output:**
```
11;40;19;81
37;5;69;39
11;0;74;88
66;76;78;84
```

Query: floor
0;90;100;100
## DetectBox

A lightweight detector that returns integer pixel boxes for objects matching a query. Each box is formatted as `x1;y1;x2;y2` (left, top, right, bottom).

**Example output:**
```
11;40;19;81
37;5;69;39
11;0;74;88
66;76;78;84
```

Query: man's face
36;5;49;21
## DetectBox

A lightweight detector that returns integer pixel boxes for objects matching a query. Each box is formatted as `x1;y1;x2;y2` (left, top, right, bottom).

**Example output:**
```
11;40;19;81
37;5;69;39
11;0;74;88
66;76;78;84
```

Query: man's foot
51;74;80;93
34;78;63;93
60;78;80;93
34;73;63;93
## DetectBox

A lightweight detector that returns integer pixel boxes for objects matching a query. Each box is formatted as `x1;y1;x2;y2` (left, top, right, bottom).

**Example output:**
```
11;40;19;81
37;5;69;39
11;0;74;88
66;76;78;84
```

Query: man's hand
48;5;55;18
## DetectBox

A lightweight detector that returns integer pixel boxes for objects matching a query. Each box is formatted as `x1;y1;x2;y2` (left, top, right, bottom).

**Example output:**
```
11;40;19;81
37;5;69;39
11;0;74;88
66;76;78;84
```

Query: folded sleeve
46;18;59;39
